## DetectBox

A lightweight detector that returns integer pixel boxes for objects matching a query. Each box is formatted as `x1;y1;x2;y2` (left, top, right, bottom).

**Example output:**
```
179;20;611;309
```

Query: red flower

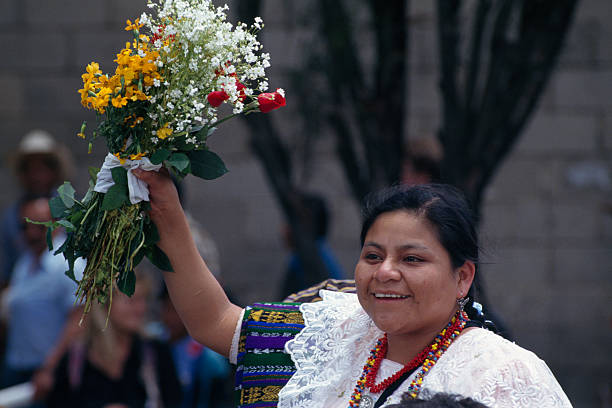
207;90;229;107
257;89;286;113
236;80;246;102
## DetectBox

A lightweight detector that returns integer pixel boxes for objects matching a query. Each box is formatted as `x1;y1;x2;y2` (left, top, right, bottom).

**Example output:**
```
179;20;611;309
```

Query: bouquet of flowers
37;0;285;315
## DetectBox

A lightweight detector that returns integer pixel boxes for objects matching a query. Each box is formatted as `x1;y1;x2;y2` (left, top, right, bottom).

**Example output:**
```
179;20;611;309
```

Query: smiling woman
133;169;573;408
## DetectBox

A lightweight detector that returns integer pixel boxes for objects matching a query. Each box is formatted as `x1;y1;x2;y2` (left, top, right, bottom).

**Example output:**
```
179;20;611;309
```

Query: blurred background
0;0;610;406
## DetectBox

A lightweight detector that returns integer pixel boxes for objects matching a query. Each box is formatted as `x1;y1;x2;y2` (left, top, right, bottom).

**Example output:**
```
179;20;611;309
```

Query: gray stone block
409;71;440;114
558;20;600;68
553;247;612;284
0;0;18;25
604;114;612;150
0;76;24;114
73;32;133;72
485;157;562;200
552;203;602;239
552;69;612;110
25;0;106;26
107;0;147;25
0;33;67;71
25;76;85;113
480;198;551;241
517;113;597;153
411;27;437;72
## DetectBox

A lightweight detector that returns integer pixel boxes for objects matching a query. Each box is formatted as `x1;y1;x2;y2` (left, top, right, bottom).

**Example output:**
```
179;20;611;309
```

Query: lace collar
279;290;381;407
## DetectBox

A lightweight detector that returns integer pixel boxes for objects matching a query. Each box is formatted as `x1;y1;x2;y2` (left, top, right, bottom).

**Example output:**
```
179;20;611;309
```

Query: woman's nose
373;258;401;282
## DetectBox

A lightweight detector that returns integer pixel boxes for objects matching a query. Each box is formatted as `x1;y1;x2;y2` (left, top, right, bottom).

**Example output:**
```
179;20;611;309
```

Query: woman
134;169;572;408
46;275;182;408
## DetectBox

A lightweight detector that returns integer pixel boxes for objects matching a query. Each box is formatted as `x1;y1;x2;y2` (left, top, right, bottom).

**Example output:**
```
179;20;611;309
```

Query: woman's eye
404;255;422;263
364;253;381;261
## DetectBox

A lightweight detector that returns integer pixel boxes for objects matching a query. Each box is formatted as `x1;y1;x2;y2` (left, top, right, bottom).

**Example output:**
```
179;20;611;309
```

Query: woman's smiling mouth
372;293;410;299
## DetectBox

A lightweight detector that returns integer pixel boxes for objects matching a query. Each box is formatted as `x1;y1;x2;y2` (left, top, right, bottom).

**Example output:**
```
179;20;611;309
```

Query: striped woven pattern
235;302;305;408
283;278;357;303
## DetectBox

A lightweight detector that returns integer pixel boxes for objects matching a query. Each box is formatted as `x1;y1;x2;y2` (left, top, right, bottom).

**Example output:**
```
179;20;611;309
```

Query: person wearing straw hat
0;129;73;286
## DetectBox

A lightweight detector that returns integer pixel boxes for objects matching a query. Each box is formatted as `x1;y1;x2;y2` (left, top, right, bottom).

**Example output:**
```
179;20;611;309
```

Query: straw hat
11;129;74;182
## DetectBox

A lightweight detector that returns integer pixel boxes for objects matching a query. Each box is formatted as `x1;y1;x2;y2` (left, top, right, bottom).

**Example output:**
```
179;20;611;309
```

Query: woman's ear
456;260;476;298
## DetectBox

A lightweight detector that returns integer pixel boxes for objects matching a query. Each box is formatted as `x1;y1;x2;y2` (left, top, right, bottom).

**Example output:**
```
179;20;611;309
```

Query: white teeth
374;293;408;299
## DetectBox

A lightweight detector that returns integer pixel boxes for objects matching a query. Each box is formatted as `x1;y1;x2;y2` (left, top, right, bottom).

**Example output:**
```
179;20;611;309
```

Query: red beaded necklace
366;312;464;393
348;310;468;407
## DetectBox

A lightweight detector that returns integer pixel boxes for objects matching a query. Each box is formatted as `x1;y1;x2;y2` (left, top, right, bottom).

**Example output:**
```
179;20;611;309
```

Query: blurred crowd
0;130;233;408
0;129;451;408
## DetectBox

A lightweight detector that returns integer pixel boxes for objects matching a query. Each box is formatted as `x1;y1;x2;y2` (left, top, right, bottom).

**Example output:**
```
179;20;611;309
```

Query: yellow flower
129;152;147;161
113;152;126;165
77;132;85;139
157;123;173;140
86;62;102;75
125;18;143;32
130;117;144;128
111;96;128;108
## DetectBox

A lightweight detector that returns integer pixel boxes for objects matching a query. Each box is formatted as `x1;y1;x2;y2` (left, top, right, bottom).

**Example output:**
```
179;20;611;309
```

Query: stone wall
0;0;610;406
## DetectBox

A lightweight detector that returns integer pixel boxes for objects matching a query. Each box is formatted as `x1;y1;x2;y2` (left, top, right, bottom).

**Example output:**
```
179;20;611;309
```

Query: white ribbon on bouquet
94;153;162;204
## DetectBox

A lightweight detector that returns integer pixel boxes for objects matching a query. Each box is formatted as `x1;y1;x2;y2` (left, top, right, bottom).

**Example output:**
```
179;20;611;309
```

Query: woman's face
355;210;474;338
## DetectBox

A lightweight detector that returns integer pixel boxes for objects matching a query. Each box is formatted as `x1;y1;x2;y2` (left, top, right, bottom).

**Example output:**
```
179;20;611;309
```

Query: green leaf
88;167;100;183
57;182;76;208
57;219;75;231
147;245;173;272
63;250;78;283
101;184;129;211
167;153;190;172
49;197;67;218
82;185;95;205
144;219;160;246
174;137;197;151
111;166;128;186
117;268;136;296
188;150;228;180
150;149;171;165
46;228;53;251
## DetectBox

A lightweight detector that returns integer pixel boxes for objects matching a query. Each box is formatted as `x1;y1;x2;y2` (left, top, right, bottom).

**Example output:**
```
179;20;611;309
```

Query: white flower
153;78;161;87
151;137;159;144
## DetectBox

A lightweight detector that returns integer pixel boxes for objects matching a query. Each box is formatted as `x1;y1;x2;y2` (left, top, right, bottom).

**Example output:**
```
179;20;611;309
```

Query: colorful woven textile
283;278;357;303
235;302;304;408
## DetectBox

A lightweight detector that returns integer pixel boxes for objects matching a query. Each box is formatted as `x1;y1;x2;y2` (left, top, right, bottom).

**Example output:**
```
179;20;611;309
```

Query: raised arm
133;168;242;357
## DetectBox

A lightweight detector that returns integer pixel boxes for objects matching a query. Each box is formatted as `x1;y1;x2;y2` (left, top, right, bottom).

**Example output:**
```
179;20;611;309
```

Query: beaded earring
457;296;469;312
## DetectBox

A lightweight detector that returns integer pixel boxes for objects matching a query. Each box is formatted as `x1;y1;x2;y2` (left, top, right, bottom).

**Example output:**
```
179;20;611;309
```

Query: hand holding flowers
36;0;286;316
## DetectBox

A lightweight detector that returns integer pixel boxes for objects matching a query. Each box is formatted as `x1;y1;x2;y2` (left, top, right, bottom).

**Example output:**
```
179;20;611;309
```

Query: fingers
132;167;169;185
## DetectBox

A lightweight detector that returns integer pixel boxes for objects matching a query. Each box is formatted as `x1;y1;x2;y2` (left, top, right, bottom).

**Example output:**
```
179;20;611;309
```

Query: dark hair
387;392;490;408
360;184;485;322
360;184;478;268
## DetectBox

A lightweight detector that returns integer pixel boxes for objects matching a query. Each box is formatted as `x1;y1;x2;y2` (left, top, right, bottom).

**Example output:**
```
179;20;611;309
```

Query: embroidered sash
235;302;304;407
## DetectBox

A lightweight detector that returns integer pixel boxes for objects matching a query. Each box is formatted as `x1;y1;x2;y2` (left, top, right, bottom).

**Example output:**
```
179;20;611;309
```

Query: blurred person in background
159;286;232;408
0;129;72;286
46;272;182;408
0;195;83;406
280;191;344;299
400;137;443;186
150;208;233;408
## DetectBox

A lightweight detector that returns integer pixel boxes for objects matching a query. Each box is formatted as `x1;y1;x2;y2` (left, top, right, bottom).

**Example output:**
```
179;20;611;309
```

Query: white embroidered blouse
230;290;572;408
